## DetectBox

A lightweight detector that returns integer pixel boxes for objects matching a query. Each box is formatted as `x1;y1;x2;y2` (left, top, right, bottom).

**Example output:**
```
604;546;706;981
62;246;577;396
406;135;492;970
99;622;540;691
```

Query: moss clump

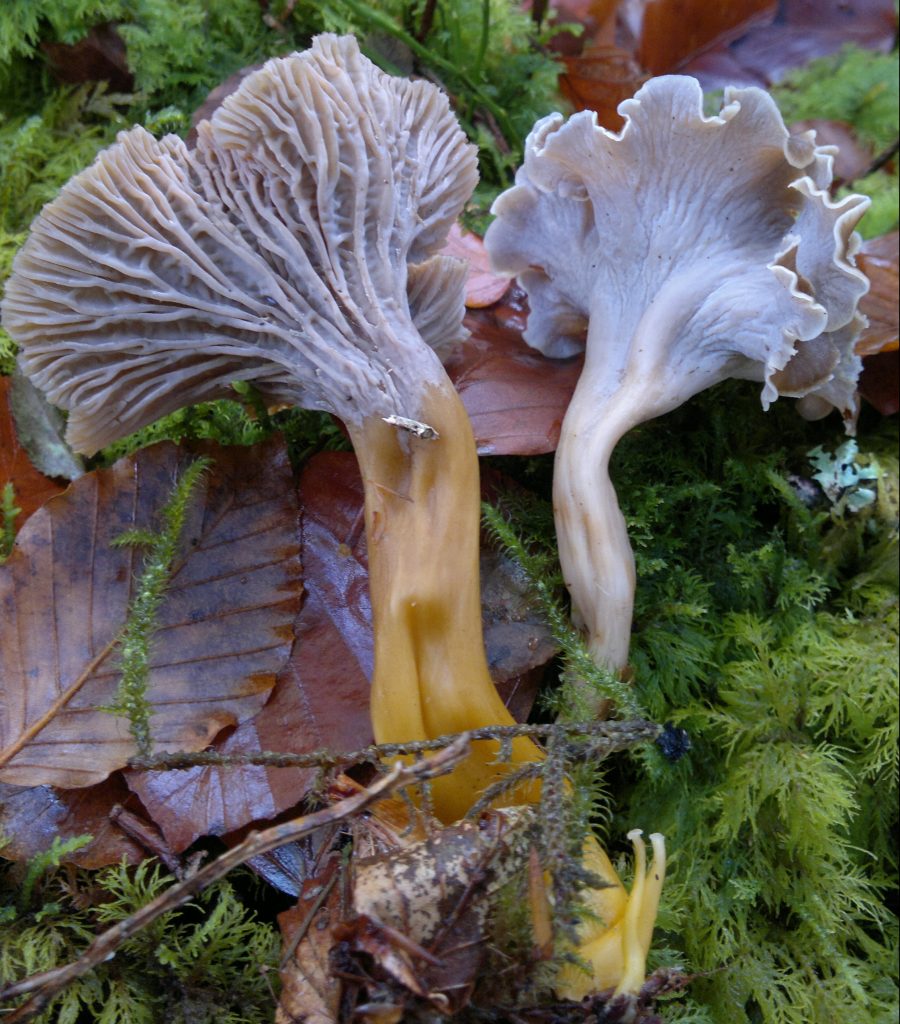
0;854;280;1023
490;384;899;1023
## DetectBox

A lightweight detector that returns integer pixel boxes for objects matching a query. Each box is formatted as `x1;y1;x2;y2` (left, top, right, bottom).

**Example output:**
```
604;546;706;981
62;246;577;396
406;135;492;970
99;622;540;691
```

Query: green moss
0;855;280;1023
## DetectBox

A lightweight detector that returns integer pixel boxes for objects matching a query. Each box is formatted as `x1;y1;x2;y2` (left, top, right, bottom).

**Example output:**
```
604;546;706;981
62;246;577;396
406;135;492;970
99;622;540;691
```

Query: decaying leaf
447;290;582;456
0;376;66;529
440;223;512;308
627;0;776;75
277;857;344;1024
40;22;133;91
682;0;897;87
0;437;301;788
339;808;531;1015
559;44;647;129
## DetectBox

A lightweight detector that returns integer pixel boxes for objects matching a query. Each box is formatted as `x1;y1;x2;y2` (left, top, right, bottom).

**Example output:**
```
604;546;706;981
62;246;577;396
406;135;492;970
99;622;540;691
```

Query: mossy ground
0;4;897;1023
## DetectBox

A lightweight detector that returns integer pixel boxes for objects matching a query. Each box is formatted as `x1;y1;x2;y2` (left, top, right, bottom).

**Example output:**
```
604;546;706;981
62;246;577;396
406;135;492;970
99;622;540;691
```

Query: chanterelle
485;76;870;690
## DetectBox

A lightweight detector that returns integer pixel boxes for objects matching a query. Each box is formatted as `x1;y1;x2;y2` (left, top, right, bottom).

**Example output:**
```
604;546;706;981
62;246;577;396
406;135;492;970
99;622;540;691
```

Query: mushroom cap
2;35;478;454
485;76;869;426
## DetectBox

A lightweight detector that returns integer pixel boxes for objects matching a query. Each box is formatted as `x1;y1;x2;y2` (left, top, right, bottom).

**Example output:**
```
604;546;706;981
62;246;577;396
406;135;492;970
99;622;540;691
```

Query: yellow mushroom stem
348;379;542;823
348;379;665;996
558;830;667;999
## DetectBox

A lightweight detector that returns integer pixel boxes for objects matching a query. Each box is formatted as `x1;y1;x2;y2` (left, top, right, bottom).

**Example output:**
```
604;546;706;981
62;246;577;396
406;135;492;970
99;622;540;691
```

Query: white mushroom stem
556;275;731;677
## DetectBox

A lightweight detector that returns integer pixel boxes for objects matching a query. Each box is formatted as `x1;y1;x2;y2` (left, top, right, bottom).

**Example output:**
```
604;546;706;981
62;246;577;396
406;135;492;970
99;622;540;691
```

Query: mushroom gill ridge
3;34;476;455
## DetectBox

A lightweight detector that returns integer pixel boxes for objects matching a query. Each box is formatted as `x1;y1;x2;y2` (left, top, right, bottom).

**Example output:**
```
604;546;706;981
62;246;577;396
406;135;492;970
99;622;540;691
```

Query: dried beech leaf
857;231;899;357
127;452;374;851
342;808;530;1013
8;371;84;482
0;437;301;788
0;775;145;867
441;223;511;308
277;858;343;1024
447;292;582;455
0;376;66;527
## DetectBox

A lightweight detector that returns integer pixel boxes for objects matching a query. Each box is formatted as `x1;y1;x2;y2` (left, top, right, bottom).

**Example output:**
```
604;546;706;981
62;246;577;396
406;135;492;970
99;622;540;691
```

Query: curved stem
553;374;637;684
349;380;542;823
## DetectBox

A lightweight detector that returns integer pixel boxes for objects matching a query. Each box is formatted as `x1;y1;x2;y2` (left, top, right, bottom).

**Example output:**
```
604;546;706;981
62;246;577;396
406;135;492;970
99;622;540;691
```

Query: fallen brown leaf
0;436;301;788
857;231;899;357
40;22;133;91
682;0;897;87
628;0;776;75
0;376;65;529
338;808;531;1015
448;290;582;456
277;858;344;1024
0;775;145;867
441;223;512;308
558;44;646;129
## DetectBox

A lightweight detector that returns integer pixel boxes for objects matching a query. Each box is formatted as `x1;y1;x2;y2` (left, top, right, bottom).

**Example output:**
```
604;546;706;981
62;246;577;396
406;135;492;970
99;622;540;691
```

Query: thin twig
0;737;469;1023
128;719;660;771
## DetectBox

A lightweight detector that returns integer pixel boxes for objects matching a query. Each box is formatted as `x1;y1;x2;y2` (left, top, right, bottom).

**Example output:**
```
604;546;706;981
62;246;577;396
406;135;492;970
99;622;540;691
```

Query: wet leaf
447;291;582;455
857;231;899;356
558;44;646;129
127;452;374;851
683;0;897;87
0;775;145;867
8;371;84;482
630;0;776;75
0;376;66;529
0;437;301;788
441;223;512;308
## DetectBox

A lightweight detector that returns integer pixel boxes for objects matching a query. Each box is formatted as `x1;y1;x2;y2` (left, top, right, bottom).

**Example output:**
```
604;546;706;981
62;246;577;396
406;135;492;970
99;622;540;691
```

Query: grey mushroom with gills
1;33;545;825
2;35;668;1000
485;76;870;698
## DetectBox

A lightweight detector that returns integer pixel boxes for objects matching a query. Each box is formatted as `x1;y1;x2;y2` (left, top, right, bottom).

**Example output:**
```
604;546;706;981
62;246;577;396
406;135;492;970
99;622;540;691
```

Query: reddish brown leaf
559;44;646;129
858;350;899;416
683;0;897;87
857;231;899;357
0;437;301;788
0;376;65;527
40;23;133;91
631;0;776;75
0;775;145;867
441;223;511;308
448;292;582;456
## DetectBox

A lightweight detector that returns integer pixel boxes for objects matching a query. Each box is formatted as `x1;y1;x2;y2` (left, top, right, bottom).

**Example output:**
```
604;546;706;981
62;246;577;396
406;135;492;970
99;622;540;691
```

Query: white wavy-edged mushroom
485;76;870;689
2;34;543;823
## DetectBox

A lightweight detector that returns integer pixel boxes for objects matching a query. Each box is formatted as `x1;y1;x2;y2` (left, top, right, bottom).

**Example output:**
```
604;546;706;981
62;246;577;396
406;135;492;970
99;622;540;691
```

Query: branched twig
128;719;659;772
0;737;470;1023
